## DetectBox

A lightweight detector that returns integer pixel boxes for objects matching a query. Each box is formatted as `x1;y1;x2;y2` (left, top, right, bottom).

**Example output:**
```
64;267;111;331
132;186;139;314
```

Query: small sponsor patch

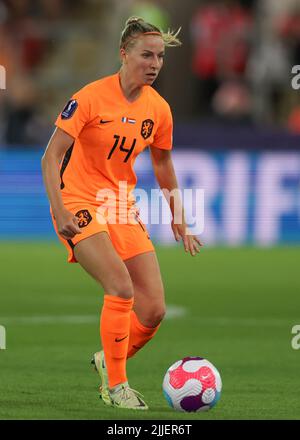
61;99;78;119
75;209;92;228
141;119;154;139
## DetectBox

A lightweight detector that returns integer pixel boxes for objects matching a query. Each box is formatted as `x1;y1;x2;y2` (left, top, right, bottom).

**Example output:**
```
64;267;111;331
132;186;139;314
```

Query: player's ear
120;48;127;64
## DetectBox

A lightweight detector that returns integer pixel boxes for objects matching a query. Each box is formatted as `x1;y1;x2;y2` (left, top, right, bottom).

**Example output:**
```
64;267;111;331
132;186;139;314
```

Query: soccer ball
162;356;222;412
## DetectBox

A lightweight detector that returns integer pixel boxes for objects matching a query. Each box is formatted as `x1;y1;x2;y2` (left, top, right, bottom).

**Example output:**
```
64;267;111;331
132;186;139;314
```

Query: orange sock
100;294;133;389
127;310;160;359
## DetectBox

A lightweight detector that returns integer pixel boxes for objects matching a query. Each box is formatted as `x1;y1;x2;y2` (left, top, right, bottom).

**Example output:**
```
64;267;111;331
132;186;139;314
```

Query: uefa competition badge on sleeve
61;99;78;119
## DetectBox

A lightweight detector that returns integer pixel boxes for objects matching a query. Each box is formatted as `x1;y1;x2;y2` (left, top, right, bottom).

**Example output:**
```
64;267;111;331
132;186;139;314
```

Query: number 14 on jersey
107;135;136;163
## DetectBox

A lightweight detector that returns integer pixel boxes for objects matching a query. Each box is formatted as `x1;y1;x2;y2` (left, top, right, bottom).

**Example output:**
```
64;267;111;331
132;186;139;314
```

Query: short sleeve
152;102;173;150
55;87;91;139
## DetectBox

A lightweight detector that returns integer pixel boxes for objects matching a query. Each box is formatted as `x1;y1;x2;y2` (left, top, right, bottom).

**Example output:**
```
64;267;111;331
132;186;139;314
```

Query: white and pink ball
162;357;222;412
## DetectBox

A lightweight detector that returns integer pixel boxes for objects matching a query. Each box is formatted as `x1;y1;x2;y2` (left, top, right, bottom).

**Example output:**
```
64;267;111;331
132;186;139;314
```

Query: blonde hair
120;16;182;50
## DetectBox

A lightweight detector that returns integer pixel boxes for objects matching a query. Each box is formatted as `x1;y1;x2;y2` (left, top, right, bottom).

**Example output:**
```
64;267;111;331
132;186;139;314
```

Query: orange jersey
55;73;173;210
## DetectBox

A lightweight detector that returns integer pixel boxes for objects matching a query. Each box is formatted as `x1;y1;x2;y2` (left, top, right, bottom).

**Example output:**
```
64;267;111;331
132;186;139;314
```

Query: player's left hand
171;221;203;256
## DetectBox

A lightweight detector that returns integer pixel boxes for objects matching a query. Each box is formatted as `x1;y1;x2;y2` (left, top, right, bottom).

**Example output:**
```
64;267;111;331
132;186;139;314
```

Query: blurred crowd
0;0;107;146
190;0;300;130
0;0;300;147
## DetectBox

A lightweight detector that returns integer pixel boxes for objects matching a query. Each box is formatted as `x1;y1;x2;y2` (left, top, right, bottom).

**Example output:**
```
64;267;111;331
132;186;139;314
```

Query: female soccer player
42;17;202;410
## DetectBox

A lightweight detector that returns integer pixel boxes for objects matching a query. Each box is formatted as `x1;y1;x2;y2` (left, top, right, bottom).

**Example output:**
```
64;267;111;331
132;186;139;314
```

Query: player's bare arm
150;147;203;256
41;127;82;240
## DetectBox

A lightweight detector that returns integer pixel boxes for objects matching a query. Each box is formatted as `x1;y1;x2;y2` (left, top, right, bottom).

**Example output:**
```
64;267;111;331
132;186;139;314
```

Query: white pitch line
165;305;187;319
0;311;296;328
0;305;187;326
183;316;297;328
0;315;96;325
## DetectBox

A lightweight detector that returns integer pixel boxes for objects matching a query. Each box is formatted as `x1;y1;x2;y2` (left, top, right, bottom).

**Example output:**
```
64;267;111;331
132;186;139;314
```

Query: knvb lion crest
141;119;154;140
75;209;92;228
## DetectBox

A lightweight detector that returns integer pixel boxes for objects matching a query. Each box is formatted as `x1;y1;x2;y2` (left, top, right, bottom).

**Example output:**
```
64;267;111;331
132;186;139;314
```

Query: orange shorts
51;202;154;263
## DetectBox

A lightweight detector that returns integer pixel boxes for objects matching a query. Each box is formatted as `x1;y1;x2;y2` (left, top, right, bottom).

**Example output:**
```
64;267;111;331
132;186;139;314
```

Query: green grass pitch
0;242;299;420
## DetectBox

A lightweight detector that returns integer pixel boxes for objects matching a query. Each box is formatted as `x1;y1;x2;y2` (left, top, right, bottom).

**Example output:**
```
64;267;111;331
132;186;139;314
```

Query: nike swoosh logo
100;119;113;124
115;335;128;342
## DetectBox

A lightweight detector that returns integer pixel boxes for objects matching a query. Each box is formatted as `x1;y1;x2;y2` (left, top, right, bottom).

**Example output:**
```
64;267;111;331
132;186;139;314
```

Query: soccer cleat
91;351;148;410
91;351;110;404
108;382;149;410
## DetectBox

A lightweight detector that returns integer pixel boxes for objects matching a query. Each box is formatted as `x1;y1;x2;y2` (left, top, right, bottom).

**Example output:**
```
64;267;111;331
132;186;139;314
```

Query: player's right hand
56;209;82;240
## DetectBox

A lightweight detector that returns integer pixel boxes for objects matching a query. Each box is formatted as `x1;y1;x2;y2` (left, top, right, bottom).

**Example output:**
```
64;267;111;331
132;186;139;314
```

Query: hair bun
126;16;144;26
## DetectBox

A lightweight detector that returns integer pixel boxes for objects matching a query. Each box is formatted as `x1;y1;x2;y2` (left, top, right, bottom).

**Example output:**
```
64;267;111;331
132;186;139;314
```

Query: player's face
122;35;165;86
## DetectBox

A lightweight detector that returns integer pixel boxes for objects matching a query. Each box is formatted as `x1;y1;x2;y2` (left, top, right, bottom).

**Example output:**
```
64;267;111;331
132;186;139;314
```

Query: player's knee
154;306;166;325
108;277;134;299
144;305;166;327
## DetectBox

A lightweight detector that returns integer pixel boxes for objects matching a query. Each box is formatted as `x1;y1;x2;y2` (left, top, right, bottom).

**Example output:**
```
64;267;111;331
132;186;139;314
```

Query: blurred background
0;0;299;244
1;0;300;421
